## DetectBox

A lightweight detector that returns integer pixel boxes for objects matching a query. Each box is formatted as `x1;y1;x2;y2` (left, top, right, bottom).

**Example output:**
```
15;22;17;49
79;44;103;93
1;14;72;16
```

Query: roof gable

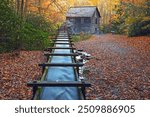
66;6;100;18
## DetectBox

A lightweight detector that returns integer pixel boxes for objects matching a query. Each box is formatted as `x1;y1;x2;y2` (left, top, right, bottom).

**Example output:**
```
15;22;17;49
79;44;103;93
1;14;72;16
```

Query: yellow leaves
142;16;150;21
89;0;99;6
125;17;136;24
112;14;119;21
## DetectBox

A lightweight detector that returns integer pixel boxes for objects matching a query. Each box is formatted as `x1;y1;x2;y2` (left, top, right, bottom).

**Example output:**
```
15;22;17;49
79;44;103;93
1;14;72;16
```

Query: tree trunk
16;0;20;14
20;0;24;17
24;0;28;16
38;0;42;14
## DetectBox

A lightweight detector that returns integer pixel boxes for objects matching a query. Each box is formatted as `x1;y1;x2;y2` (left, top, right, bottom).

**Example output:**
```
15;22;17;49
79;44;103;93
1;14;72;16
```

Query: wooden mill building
66;6;101;34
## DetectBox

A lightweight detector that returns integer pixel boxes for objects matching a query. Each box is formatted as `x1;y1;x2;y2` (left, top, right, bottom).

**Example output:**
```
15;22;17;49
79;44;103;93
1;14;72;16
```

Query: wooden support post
81;80;86;100
73;56;77;63
76;66;79;75
42;66;45;74
32;80;38;100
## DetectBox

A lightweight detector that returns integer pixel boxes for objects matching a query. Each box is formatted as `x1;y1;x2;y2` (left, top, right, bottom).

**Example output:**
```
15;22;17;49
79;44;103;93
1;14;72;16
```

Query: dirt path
75;34;150;100
0;34;149;100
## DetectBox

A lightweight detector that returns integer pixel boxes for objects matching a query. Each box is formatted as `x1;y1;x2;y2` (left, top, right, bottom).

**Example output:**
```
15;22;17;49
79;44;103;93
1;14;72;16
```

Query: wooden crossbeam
27;80;91;100
39;63;83;74
44;53;79;56
52;39;72;42
57;35;71;37
50;37;71;39
39;63;84;67
77;49;83;52
44;47;76;51
27;81;91;87
50;42;74;45
57;38;71;39
57;36;71;38
47;47;75;49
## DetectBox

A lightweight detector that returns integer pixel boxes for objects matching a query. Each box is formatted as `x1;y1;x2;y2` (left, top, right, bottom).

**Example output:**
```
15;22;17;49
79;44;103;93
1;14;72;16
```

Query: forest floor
0;51;45;99
75;34;150;100
0;34;150;100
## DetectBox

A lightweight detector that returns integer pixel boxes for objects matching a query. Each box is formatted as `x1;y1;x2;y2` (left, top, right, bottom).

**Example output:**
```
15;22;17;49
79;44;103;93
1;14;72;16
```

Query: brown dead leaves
75;34;150;100
0;51;45;99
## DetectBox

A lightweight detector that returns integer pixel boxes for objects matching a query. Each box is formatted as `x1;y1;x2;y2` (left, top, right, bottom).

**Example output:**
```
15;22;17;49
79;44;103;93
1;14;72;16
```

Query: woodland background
0;0;150;53
0;0;150;100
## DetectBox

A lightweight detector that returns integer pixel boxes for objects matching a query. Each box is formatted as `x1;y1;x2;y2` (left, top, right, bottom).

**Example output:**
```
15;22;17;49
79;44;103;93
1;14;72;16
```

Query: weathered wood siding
91;11;100;34
67;17;92;34
66;7;100;34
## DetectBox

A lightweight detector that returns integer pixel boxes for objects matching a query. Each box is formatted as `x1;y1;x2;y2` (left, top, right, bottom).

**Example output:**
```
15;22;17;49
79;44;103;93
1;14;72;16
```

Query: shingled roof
66;6;100;18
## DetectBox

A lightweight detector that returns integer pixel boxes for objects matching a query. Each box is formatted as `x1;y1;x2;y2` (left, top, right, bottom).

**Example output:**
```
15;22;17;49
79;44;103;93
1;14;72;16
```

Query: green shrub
128;17;150;37
0;0;22;52
18;22;50;50
26;13;56;34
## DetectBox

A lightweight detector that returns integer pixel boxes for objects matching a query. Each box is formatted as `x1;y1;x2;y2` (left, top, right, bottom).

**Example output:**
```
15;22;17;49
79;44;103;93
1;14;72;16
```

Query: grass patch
72;33;91;42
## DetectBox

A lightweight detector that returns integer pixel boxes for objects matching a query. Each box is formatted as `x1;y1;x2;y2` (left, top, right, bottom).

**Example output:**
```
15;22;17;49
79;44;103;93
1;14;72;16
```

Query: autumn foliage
0;0;150;100
111;0;150;36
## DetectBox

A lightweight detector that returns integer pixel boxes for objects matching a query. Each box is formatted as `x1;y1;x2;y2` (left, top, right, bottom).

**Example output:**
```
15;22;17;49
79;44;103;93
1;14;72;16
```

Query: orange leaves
0;51;45;99
75;34;150;100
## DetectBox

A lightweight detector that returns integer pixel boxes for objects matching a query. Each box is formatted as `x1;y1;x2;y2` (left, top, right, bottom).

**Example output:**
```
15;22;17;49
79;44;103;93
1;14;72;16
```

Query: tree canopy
0;0;149;53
